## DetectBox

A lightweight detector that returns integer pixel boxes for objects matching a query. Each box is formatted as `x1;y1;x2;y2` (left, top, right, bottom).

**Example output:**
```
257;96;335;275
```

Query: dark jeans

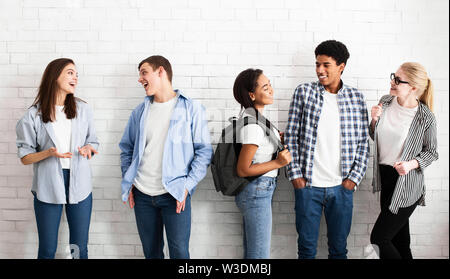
370;164;420;259
34;169;92;259
294;185;354;259
133;187;191;259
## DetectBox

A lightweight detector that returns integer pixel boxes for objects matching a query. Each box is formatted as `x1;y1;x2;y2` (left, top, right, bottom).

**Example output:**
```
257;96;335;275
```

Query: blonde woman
369;62;438;259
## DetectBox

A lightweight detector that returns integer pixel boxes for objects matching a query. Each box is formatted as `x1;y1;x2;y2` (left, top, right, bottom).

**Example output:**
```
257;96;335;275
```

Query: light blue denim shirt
16;100;99;204
119;90;213;202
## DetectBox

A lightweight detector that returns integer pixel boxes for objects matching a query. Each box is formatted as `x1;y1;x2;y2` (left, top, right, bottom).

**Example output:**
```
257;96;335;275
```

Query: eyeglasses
390;73;409;85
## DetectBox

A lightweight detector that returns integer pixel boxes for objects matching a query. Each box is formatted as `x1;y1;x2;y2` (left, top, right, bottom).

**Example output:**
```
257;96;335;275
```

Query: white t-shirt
377;97;418;166
311;91;342;187
239;112;280;178
51;105;72;169
134;96;178;196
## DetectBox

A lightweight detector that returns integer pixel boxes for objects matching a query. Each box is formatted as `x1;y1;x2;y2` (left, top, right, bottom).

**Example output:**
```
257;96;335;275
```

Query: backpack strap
223;111;283;152
241;114;283;177
240;109;284;151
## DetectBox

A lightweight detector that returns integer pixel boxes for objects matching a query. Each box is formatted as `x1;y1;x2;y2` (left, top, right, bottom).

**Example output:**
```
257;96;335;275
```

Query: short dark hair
315;40;350;66
138;55;173;82
233;68;263;109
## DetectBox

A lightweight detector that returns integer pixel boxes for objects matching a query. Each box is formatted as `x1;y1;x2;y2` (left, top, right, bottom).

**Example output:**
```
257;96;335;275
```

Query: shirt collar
317;80;347;96
144;89;187;103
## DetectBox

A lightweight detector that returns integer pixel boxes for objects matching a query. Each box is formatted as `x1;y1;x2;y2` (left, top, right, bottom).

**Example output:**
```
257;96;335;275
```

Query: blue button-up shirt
285;81;370;186
119;90;213;202
16;100;99;204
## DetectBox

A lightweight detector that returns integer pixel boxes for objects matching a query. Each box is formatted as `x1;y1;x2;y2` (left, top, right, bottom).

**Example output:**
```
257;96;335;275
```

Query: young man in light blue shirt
119;55;213;259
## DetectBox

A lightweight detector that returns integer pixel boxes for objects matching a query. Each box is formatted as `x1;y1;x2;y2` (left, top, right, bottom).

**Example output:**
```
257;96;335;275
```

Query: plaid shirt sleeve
346;92;370;185
285;85;304;181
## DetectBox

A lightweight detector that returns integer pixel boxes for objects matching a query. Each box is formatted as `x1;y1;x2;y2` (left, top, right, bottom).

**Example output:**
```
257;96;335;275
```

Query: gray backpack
211;109;284;196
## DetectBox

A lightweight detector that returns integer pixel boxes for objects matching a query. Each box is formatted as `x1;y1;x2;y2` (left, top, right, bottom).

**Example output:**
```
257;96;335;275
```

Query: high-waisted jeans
235;176;277;259
34;169;92;259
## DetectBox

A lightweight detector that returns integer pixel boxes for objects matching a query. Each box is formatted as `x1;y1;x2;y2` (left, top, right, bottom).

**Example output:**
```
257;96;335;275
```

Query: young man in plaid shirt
285;40;370;259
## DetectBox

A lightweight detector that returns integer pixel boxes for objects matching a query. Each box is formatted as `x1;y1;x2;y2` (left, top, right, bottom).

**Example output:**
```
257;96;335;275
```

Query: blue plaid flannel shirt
285;81;370;186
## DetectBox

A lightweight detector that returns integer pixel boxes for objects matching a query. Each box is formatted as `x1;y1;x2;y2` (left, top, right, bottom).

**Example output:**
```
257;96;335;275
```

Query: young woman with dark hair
233;68;292;259
16;58;99;259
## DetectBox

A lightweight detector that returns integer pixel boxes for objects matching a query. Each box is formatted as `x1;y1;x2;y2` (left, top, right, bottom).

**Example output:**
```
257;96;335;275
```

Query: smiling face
56;63;78;95
249;74;274;110
138;62;162;97
390;67;415;99
316;55;345;92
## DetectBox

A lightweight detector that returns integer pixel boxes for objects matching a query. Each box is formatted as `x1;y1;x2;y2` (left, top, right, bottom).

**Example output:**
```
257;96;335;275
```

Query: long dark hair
233;68;263;109
32;58;78;123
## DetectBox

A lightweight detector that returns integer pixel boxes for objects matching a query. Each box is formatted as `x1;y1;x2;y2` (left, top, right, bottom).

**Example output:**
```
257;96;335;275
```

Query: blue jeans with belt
34;169;92;259
133;187;191;259
235;176;277;259
294;185;354;259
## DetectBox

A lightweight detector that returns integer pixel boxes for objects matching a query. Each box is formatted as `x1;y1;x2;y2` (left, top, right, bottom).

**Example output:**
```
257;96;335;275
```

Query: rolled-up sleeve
16;111;37;159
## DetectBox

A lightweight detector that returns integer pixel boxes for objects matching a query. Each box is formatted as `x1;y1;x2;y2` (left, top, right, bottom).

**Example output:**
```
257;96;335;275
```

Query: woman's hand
21;147;72;165
394;160;419;176
48;147;72;158
275;146;292;167
78;144;98;159
371;104;383;122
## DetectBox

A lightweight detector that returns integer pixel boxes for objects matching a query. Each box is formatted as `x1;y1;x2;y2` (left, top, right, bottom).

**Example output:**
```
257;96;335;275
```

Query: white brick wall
0;0;448;259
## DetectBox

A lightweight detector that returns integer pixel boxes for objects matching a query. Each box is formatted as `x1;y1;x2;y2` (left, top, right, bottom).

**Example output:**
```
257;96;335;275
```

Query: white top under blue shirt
52;105;72;169
16;100;99;204
119;89;213;203
133;96;178;196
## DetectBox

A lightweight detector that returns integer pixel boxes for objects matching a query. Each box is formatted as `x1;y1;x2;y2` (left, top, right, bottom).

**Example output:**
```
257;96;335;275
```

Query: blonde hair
400;62;434;112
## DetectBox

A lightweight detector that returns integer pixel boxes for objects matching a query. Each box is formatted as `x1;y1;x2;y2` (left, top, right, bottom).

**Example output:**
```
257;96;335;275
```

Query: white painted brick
234;9;256;20
0;0;448;260
1;210;34;221
201;8;234;21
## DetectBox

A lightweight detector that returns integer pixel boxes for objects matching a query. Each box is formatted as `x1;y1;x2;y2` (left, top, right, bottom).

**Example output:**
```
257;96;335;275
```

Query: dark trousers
370;165;420;259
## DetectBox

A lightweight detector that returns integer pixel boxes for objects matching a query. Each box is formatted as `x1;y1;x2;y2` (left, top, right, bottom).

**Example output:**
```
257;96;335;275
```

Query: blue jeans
235;176;277;259
294;185;353;259
133;187;191;259
34;169;92;259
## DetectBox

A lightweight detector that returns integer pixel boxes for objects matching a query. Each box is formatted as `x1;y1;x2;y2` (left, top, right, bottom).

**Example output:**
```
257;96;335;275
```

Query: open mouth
318;75;328;80
143;82;149;90
69;82;76;88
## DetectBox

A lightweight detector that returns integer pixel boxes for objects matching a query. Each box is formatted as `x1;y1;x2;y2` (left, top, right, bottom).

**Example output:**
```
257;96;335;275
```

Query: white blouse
377;97;418;166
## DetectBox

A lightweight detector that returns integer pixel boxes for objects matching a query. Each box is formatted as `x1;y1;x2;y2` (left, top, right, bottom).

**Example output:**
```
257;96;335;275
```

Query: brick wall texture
0;0;448;258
